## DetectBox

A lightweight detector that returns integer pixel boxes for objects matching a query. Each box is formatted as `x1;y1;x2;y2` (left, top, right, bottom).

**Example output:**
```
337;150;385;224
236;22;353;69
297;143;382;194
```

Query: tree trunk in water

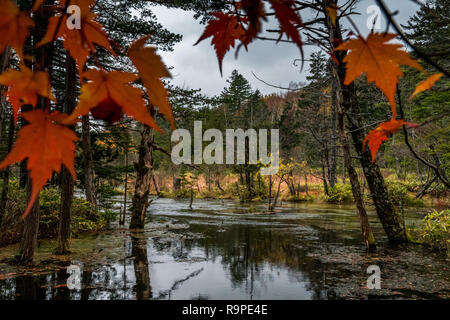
0;115;14;223
130;115;154;229
334;80;376;250
326;6;407;243
56;54;77;254
131;236;152;299
82;115;97;207
342;87;407;243
17;0;55;264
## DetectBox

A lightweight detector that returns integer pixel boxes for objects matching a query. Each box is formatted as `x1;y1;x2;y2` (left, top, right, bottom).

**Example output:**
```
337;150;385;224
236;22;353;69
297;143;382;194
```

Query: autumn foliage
0;0;445;217
0;0;174;217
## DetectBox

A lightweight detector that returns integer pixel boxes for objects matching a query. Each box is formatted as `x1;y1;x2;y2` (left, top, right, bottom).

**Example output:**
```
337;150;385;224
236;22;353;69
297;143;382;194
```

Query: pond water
0;198;448;300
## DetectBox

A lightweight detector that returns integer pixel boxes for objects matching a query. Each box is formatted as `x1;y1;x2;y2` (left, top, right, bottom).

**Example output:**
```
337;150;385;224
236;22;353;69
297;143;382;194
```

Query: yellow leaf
326;6;337;26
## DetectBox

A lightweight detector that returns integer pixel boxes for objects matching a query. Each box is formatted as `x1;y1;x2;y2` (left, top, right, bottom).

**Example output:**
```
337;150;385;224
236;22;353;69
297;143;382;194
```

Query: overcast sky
150;0;421;97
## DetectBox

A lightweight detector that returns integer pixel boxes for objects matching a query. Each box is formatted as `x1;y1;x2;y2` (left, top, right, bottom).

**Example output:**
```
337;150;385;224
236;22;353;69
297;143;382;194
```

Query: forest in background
0;0;448;266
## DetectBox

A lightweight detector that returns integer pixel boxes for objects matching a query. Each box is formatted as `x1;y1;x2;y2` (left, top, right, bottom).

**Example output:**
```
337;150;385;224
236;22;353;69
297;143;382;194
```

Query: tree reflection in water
131;234;152;300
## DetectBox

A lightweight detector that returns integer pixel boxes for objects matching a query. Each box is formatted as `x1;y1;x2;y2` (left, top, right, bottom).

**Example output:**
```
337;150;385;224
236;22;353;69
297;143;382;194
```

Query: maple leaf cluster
0;0;174;217
197;1;443;162
195;0;304;74
334;32;443;161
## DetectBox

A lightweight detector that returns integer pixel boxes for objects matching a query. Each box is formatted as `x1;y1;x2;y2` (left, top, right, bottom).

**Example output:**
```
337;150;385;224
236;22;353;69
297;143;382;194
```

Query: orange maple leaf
63;69;161;131
410;73;443;99
128;36;175;129
38;0;115;71
0;110;78;218
0;0;34;59
363;119;419;162
0;65;56;122
195;12;247;75
335;33;423;117
268;0;303;54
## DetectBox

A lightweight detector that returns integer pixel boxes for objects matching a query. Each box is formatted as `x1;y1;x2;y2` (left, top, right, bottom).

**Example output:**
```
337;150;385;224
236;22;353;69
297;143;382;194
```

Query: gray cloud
151;0;420;96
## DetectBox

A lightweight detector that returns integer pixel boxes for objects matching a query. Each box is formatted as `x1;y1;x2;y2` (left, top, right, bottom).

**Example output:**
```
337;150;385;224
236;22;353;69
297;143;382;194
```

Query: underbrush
410;209;450;254
0;180;109;247
325;183;353;203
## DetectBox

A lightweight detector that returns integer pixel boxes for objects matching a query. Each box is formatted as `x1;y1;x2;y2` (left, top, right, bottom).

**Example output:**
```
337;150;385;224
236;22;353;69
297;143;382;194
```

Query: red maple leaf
195;12;247;74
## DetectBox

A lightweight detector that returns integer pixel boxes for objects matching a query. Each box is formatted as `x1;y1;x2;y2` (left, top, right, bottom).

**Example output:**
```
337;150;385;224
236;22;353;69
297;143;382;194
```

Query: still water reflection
0;199;448;299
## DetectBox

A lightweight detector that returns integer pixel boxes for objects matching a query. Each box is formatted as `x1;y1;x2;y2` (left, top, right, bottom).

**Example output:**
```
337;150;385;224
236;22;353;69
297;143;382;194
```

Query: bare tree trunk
0;47;12;220
17;0;55;264
120;150;129;225
189;187;193;210
235;182;243;203
304;172;309;196
321;159;329;195
151;174;160;196
0;46;11;139
326;3;407;243
416;175;437;198
56;54;77;254
329;105;338;187
0;114;14;223
130;111;155;229
17;182;40;265
82;115;97;207
216;179;225;193
269;175;284;211
335;84;376;250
